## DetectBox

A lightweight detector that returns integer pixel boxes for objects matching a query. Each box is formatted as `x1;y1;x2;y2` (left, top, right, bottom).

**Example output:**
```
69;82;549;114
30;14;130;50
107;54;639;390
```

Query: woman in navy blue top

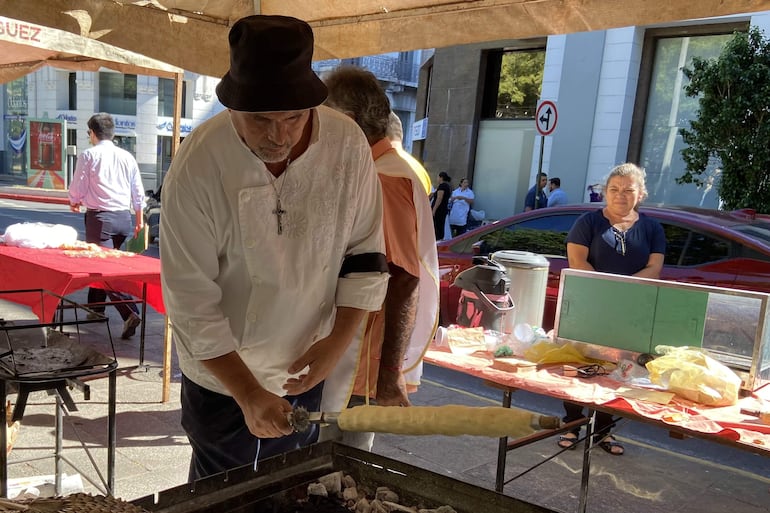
558;163;666;456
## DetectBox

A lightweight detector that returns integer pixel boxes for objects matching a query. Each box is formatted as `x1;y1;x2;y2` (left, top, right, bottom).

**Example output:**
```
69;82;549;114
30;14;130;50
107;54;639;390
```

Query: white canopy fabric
0;15;181;84
1;1;769;79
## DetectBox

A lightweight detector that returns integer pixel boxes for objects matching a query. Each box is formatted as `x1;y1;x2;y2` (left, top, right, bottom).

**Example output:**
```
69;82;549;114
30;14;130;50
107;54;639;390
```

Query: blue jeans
180;374;322;481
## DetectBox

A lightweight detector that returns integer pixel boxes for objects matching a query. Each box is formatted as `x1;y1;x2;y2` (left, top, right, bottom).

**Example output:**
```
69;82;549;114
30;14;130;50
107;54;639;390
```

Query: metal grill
133;441;557;513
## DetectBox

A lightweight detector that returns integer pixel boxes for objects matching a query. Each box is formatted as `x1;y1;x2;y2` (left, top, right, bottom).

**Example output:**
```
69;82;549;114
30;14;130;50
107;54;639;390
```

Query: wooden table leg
162;316;172;403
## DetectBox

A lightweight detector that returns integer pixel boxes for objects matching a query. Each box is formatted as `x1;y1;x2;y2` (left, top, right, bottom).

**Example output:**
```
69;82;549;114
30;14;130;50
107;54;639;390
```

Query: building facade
414;11;770;220
1;69;225;192
0;50;428;193
313;50;428;153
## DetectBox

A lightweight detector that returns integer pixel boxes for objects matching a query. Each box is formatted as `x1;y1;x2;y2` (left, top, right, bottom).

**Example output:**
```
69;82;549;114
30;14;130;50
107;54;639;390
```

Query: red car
438;205;770;330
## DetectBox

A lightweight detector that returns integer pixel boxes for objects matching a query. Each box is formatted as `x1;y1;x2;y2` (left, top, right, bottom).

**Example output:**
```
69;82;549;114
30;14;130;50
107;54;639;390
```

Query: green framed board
556;273;708;353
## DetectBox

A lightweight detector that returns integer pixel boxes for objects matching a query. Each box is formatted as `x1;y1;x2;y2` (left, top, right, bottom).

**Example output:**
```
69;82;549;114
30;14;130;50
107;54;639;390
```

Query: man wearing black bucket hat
160;15;389;481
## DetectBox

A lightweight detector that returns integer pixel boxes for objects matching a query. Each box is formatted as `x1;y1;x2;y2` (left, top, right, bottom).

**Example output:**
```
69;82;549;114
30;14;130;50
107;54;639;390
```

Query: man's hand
69;203;81;213
202;352;294;438
284;307;366;396
284;332;349;395
234;387;294;438
375;367;410;407
133;208;145;237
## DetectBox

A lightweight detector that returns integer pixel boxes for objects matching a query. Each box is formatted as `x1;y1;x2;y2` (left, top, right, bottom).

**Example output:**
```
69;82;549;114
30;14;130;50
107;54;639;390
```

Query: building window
99;73;137;115
68;73;77;110
481;48;545;119
113;135;136;155
629;23;747;208
158;78;188;117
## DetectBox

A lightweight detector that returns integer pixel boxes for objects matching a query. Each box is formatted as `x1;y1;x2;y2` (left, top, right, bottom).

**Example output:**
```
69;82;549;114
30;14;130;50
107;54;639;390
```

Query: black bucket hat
216;15;328;112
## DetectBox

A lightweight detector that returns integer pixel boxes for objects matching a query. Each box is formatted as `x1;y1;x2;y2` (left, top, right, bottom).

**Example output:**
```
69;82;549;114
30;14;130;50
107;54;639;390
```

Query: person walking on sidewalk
68;112;144;339
160;15;388;481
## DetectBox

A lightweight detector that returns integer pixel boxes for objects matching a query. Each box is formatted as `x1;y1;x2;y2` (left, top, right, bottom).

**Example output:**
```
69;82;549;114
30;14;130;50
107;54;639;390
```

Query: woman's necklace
264;158;290;235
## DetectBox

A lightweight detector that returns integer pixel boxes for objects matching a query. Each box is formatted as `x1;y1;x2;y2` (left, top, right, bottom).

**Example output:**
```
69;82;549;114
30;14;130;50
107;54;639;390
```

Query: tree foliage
678;27;770;212
496;50;544;118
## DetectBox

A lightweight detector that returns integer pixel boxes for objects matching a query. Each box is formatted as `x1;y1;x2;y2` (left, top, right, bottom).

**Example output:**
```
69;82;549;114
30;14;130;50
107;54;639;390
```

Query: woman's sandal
596;435;624;455
557;432;578;450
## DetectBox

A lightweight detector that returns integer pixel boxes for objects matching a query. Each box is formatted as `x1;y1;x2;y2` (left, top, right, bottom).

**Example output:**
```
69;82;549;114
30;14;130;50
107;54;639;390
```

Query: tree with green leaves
497;50;544;118
678;27;770;212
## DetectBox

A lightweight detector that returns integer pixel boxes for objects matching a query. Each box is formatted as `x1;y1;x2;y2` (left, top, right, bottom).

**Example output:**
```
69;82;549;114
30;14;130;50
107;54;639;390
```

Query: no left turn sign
535;100;558;136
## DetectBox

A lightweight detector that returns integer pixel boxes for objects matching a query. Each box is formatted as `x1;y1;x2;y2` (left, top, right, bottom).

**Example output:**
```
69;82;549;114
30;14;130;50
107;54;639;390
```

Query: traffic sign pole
537;135;545;175
534;100;558;190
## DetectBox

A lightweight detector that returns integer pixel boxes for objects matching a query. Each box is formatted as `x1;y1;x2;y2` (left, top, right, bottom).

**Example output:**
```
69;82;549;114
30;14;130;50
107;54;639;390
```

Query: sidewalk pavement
2;292;768;513
0;185;70;205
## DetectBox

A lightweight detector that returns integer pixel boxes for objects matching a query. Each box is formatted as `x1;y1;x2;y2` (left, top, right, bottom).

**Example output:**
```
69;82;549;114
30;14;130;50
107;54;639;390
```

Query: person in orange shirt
322;66;440;450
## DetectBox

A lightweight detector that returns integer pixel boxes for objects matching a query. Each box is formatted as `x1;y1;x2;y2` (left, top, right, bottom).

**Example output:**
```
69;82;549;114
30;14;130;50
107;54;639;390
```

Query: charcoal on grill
300;472;458;513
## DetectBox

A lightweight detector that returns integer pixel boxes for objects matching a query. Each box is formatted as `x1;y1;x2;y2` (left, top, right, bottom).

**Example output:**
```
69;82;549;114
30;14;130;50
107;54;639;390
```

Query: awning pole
171;72;183;161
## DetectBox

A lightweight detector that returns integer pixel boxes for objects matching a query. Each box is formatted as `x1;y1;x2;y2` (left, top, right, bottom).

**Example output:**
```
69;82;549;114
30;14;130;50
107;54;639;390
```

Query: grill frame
133;441;556;513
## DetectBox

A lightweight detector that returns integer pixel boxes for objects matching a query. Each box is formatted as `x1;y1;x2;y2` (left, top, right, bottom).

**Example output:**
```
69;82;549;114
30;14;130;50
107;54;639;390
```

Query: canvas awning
1;1;769;79
0;15;181;84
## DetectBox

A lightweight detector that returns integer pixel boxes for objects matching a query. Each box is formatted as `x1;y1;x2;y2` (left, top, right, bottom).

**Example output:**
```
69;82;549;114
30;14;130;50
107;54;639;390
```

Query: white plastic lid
492;250;549;268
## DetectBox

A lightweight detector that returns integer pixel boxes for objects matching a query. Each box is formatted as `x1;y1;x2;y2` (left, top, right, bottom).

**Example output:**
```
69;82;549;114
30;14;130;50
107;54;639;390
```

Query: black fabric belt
86;208;126;213
338;252;388;276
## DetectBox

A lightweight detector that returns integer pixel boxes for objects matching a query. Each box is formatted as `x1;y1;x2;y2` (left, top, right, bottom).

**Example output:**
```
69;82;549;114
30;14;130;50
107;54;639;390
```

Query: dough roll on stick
336;405;561;438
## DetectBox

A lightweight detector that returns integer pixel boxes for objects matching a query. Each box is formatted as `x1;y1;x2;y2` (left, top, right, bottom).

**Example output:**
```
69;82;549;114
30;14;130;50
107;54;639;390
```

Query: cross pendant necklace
265;157;291;235
273;197;286;235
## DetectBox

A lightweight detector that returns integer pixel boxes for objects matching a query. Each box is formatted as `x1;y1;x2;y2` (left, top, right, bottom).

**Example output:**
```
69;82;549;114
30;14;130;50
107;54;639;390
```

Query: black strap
339;252;388;276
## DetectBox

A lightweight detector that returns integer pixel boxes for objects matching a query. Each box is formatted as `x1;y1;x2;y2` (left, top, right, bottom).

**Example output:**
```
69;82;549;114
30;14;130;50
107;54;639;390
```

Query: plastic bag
523;340;602;365
470;209;485;221
609;359;651;385
1;222;78;249
645;345;741;406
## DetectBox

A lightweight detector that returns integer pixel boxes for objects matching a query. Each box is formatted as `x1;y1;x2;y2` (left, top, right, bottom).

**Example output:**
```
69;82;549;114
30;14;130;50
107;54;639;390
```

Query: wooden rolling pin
289;405;561;438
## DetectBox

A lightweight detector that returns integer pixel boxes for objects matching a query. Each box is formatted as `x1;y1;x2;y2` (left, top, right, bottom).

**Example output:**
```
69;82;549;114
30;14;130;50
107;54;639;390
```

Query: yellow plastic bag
523;341;603;365
646;345;741;406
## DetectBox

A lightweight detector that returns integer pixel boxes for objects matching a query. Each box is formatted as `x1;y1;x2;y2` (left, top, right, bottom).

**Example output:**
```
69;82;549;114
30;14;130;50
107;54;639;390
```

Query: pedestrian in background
524;172;548;211
448;178;475;236
68;112;144;339
431;171;452;240
588;184;604;203
547;177;568;207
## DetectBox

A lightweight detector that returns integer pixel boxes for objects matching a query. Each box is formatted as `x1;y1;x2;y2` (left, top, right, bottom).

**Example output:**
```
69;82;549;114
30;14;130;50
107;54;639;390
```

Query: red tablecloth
425;346;770;454
0;245;164;321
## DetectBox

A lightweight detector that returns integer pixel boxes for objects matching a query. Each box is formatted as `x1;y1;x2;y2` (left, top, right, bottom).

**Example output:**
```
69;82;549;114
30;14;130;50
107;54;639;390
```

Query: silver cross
273;198;287;235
